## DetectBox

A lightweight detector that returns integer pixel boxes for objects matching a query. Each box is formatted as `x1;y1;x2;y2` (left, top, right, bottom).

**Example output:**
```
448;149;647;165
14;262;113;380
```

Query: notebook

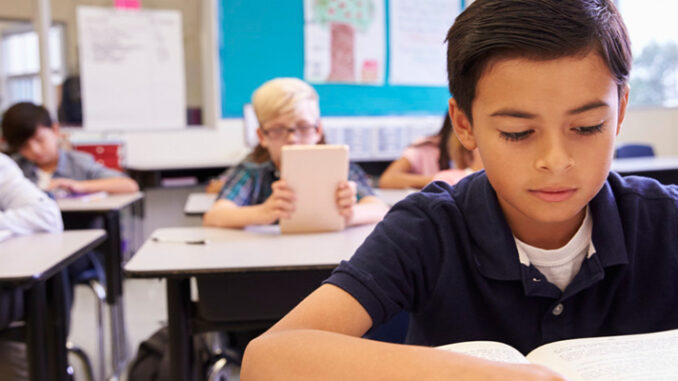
280;145;349;234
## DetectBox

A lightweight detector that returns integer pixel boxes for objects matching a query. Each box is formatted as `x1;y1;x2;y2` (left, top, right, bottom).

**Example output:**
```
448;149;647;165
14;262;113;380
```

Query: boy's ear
616;84;630;136
449;98;477;150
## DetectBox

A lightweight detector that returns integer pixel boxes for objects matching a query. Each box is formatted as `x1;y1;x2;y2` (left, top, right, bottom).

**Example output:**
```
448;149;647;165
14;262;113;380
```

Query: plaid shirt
217;159;375;206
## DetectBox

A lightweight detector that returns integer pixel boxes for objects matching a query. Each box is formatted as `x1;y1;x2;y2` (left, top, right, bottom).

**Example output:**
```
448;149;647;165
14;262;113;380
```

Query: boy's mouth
528;187;577;202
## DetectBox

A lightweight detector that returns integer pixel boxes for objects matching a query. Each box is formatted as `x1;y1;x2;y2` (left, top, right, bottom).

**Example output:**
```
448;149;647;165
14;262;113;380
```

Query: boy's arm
203;180;295;228
349;195;388;226
0;156;63;234
49;177;139;194
242;284;566;381
379;157;434;189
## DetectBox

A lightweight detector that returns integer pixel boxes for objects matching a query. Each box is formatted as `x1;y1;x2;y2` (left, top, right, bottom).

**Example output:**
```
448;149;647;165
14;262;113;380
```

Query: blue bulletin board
218;0;461;118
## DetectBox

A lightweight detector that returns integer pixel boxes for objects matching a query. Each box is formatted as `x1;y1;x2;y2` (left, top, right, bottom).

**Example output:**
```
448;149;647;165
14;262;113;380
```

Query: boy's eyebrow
489;100;610;119
566;100;609;115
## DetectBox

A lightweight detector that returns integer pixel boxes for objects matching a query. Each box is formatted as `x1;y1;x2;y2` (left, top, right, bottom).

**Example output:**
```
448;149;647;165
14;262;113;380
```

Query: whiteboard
77;6;186;131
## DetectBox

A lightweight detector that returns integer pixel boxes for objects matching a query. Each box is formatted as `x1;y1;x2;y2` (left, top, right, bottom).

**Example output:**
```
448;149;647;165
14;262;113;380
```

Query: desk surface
57;192;144;212
125;224;376;276
183;188;415;216
612;156;678;173
0;230;106;283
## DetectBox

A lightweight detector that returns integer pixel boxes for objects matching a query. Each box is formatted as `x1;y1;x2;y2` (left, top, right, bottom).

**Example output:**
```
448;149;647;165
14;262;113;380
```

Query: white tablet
280;145;349;234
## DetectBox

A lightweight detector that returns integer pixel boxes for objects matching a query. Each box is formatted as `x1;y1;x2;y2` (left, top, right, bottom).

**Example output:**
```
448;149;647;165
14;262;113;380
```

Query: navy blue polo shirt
325;171;678;354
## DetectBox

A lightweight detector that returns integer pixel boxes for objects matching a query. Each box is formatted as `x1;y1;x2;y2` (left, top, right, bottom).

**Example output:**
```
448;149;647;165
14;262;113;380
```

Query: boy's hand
259;179;296;225
48;178;87;194
336;180;357;223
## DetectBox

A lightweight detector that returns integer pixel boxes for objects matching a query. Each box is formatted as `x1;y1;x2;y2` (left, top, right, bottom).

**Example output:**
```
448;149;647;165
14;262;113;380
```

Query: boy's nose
285;130;299;144
535;136;574;173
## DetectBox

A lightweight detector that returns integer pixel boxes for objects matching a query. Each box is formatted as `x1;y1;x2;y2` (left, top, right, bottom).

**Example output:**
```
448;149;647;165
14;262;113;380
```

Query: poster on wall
389;0;461;86
303;0;386;85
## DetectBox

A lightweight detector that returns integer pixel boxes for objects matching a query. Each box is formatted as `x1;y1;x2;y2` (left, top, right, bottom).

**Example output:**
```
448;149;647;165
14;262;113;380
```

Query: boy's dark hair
1;102;53;152
437;112;453;171
446;0;632;122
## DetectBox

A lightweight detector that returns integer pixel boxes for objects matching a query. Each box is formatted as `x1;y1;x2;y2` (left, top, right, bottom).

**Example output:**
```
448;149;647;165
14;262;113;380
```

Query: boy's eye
499;130;534;142
573;123;604;135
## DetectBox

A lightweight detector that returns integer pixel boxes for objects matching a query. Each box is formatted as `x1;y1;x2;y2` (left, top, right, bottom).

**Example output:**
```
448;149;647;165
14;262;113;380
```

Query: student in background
242;1;678;380
379;113;484;189
0;152;63;380
1;102;138;195
378;113;454;189
204;78;388;228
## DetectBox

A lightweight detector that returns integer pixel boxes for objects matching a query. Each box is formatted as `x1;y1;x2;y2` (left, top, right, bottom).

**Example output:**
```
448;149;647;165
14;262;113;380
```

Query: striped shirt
217;160;375;206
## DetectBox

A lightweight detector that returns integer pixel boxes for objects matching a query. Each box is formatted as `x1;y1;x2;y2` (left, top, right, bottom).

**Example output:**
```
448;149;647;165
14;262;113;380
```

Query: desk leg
46;271;69;381
25;282;48;381
167;278;193;381
103;211;129;378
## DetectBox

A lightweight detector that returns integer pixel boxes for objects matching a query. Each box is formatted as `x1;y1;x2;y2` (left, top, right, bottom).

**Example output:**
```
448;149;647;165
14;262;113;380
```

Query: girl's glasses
261;125;318;140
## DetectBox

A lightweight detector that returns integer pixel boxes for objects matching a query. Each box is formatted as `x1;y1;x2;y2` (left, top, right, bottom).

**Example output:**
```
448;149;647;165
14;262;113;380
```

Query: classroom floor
68;185;241;380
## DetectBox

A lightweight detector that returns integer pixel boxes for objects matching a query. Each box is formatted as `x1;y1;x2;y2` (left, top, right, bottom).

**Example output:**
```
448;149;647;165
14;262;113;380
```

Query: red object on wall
72;143;124;171
114;0;141;9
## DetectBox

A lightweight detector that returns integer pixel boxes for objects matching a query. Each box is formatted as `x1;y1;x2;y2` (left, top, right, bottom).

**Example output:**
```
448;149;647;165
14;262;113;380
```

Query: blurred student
204;78;387;228
378;113;454;189
0;152;63;380
1;102;138;196
380;113;483;188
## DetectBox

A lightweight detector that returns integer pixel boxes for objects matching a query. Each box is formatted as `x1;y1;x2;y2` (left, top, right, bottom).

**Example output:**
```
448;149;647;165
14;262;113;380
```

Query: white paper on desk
0;229;12;243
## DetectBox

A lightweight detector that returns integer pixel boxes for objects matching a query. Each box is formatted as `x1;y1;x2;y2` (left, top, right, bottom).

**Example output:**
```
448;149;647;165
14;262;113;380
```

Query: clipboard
280;145;349;233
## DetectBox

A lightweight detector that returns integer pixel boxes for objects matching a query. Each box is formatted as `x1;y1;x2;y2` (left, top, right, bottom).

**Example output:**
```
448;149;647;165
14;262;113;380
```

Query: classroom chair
614;143;655;158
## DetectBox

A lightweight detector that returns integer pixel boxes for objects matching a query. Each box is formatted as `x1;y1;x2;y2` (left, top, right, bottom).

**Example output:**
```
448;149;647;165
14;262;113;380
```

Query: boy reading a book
204;77;387;228
1;102;138;195
242;0;678;380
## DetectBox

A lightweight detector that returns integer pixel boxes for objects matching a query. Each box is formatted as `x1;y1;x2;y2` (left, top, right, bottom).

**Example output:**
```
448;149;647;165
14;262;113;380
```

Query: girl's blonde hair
248;78;322;163
251;77;320;126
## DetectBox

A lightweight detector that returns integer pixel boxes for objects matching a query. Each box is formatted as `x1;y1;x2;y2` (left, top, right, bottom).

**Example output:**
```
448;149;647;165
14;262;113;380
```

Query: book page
526;329;678;381
437;341;530;364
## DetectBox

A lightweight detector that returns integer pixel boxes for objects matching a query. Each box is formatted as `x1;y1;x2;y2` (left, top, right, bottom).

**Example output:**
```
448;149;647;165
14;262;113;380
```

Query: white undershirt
514;207;595;291
35;168;53;190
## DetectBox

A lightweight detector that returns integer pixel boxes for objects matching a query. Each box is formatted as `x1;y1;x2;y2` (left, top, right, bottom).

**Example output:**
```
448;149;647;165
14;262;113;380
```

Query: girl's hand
336;180;357;223
259;179;296;225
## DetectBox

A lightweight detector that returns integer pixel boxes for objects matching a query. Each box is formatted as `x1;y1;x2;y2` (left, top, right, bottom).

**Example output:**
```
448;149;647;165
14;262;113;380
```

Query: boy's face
256;102;323;168
451;51;629;245
19;124;60;167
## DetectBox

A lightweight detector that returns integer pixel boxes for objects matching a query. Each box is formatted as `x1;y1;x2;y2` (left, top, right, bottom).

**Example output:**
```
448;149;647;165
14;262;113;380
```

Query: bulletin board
218;0;462;118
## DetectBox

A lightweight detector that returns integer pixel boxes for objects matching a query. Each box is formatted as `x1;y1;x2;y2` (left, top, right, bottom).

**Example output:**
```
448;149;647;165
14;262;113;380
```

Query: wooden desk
183;193;217;216
0;230;106;381
612;156;678;185
57;192;144;377
125;224;376;381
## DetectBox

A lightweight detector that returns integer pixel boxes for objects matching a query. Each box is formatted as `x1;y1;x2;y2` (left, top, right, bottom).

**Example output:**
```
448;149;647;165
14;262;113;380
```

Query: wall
0;0;204;109
619;107;678;156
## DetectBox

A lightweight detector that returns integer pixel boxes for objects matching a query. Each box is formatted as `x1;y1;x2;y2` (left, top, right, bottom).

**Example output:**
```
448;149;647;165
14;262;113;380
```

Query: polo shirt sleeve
0;154;63;235
324;193;445;326
348;162;375;201
217;163;256;206
78;153;128;180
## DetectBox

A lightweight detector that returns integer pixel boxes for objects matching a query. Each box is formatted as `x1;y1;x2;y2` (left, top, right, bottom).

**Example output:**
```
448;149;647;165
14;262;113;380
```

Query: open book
437;328;678;380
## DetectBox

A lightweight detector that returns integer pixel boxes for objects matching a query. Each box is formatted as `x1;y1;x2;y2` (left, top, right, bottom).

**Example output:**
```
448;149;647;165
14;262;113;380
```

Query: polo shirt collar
462;172;629;282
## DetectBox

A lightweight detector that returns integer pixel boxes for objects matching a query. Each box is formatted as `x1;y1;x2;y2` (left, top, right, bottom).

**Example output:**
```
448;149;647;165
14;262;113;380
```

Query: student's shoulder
609;172;678;202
